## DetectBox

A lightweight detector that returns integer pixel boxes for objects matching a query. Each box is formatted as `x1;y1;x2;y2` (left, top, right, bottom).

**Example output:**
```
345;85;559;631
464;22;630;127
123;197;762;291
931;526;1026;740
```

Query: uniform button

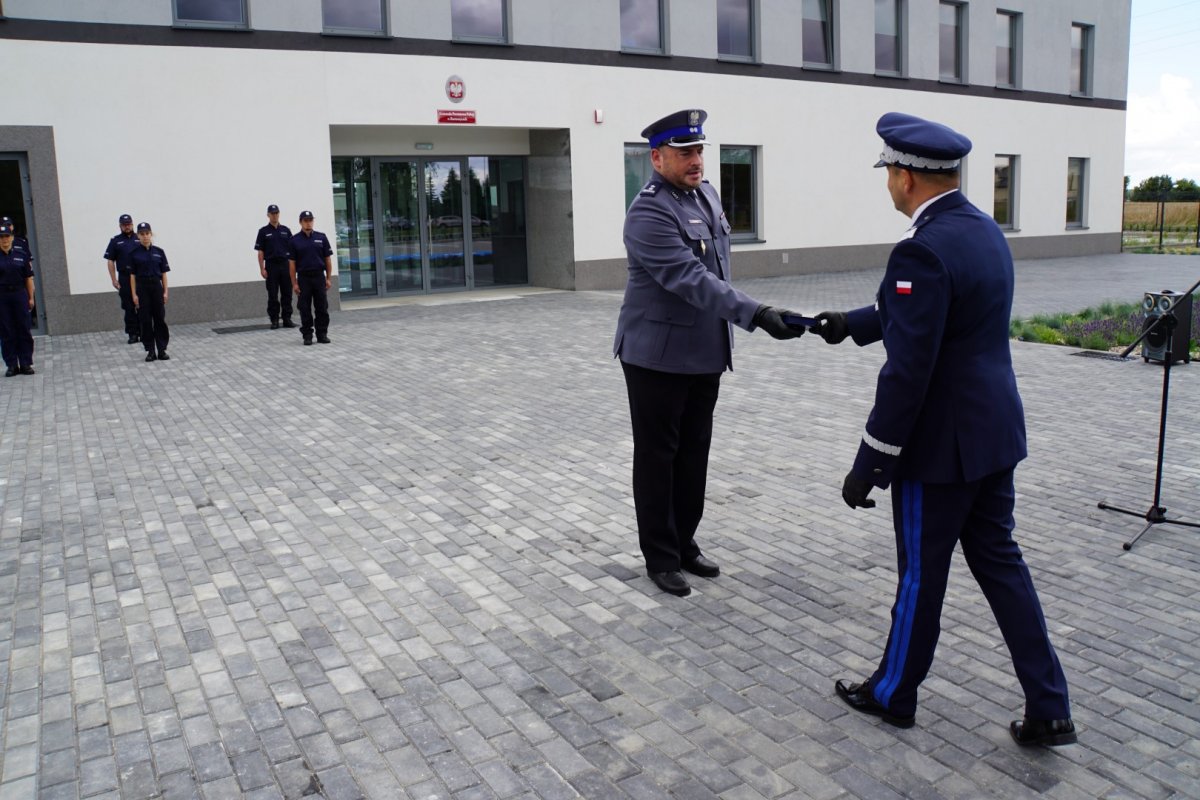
873;468;882;474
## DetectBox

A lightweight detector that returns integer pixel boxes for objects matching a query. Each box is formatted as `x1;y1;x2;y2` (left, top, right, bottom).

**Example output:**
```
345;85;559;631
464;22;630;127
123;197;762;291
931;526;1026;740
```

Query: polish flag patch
896;280;913;295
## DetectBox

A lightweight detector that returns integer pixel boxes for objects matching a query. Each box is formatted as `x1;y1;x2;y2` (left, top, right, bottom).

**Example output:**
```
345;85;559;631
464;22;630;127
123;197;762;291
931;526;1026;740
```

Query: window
994;155;1017;229
939;2;964;82
1066;158;1087;227
621;0;665;54
875;0;902;75
624;144;655;210
323;0;386;35
720;146;758;239
802;0;834;68
174;0;247;28
995;11;1018;88
452;0;507;43
1070;23;1093;95
717;0;755;61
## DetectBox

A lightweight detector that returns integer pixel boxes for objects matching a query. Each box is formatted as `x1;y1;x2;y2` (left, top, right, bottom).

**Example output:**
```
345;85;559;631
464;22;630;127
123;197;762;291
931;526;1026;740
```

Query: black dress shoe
1010;717;1077;747
5;367;17;377
303;338;313;346
145;352;157;362
270;321;279;330
648;571;691;597
19;365;34;375
157;351;170;361
835;679;915;728
127;334;139;344
682;555;720;578
317;335;331;344
282;320;296;328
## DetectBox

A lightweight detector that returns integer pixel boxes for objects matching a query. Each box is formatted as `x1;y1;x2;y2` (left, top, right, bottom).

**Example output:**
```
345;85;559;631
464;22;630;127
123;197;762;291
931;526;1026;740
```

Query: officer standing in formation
104;213;141;343
813;112;1075;746
255;204;295;329
288;210;333;346
128;222;171;362
0;219;36;376
615;109;802;598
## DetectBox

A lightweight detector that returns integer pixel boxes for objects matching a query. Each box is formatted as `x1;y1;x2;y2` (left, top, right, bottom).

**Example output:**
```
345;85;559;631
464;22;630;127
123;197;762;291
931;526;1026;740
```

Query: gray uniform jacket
613;173;760;374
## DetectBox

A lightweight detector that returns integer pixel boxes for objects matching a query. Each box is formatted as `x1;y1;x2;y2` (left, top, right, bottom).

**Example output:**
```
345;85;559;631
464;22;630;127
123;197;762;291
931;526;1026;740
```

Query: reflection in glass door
425;160;467;290
331;157;376;298
378;161;421;292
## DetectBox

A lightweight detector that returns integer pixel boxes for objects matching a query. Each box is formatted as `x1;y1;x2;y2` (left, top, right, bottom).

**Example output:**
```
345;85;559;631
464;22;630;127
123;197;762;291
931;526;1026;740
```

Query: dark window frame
620;0;668;55
1066;157;1087;228
322;0;390;37
995;10;1020;89
452;0;510;44
938;1;966;84
717;0;758;63
172;0;250;30
993;154;1018;230
1070;22;1094;97
623;143;654;211
802;0;837;70
719;145;760;242
874;0;905;77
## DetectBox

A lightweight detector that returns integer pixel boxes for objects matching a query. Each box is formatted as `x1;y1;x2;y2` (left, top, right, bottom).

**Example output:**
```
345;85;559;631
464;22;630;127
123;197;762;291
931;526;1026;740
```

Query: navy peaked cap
136;222;152;233
0;222;13;236
299;210;314;220
641;109;708;149
874;112;971;172
119;213;133;224
267;204;280;214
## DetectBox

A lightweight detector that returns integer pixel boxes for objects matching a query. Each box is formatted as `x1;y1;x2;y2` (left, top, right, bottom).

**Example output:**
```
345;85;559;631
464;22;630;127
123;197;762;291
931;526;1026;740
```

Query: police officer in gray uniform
614;109;802;597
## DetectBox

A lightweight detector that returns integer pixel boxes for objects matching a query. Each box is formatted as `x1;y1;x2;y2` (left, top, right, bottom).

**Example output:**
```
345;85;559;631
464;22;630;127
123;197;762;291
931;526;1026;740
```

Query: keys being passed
781;313;820;332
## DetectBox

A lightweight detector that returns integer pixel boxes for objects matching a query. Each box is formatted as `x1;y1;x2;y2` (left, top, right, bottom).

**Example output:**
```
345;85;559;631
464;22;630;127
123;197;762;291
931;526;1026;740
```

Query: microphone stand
1097;275;1200;550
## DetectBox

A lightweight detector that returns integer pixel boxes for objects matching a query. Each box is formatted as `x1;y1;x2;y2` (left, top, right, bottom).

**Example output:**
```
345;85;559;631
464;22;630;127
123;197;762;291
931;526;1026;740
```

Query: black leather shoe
317;335;331;344
157;351;170;361
303;338;313;346
4;367;16;377
145;352;157;362
682;555;720;578
1010;717;1077;747
127;334;139;344
282;320;296;328
835;679;915;728
270;321;279;330
19;365;34;375
648;571;691;597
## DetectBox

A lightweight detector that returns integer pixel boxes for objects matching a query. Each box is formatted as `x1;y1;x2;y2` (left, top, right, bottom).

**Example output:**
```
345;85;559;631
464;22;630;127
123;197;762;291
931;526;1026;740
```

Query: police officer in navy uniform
0;220;35;376
255;204;295;329
288;210;333;346
814;113;1075;746
615;109;802;598
105;213;141;343
128;222;171;362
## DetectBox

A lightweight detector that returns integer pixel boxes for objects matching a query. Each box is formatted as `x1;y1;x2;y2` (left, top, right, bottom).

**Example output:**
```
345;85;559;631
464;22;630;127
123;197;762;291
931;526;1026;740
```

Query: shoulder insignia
639;181;660;196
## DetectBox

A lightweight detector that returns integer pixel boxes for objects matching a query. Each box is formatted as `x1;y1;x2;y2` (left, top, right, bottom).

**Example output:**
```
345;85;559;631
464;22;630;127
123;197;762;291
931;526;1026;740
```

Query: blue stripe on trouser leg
874;480;922;708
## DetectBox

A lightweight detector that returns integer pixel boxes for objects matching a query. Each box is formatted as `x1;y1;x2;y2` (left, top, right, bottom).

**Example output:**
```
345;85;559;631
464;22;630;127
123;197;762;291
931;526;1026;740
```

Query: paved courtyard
2;253;1199;799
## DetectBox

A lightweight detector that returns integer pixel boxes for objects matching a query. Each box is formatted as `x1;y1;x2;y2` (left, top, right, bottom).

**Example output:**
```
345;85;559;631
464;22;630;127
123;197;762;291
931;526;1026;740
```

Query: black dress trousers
296;271;329;338
264;258;293;323
136;278;169;354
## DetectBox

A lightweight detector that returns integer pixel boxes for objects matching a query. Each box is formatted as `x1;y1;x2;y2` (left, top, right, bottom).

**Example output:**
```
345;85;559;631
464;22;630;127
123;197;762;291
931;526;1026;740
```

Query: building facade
1;0;1130;334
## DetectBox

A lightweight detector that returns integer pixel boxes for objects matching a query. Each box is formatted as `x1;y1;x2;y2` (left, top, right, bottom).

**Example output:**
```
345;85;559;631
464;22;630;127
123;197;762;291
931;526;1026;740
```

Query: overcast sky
1125;0;1200;185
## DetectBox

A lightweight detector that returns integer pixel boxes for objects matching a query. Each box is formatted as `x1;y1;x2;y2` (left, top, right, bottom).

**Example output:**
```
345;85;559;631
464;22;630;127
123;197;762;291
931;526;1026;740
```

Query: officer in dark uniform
615;109;802;598
0;216;32;260
105;213;141;343
288;210;333;346
128;222;171;362
0;220;35;376
814;112;1074;746
255;204;295;329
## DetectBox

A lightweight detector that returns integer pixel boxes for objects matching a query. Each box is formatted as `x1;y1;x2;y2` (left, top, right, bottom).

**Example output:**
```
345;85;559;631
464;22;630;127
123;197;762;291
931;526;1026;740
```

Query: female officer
128;221;171;361
0;220;35;376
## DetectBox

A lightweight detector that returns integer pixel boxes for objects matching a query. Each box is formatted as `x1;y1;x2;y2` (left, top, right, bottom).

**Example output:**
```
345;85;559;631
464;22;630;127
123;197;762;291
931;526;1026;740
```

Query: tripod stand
1097;276;1200;550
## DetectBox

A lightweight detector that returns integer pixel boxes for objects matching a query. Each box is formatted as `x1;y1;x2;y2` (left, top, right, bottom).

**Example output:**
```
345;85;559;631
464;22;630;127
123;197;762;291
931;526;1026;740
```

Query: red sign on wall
437;110;477;124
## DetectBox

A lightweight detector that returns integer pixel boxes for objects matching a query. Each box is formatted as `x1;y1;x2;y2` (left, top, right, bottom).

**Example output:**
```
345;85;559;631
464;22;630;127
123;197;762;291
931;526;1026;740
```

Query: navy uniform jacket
289;231;332;273
0;247;33;288
104;232;138;272
255;223;293;262
847;191;1026;487
614;173;760;374
128;245;170;279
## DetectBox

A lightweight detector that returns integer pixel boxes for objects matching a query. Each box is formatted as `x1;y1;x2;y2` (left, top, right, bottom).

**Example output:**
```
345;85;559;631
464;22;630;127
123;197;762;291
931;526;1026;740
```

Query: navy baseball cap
299;210;314;220
267;204;280;214
0;222;13;236
136;222;152;233
641;109;708;149
119;214;133;224
874;112;971;172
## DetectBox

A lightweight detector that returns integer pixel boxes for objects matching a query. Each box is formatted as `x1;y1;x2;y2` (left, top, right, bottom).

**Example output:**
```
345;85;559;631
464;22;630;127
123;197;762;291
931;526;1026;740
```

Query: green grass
1010;296;1200;358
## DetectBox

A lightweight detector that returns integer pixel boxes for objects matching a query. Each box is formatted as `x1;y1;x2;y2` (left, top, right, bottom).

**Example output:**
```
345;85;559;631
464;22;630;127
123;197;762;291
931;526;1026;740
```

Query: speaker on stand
1141;290;1192;364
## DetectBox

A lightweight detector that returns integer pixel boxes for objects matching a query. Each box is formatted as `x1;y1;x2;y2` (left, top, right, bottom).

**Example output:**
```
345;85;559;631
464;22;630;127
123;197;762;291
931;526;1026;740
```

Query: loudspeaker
1141;290;1193;364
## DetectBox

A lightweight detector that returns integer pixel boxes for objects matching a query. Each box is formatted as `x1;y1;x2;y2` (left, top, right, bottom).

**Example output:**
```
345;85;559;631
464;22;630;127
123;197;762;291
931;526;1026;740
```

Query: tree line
1125;175;1200;201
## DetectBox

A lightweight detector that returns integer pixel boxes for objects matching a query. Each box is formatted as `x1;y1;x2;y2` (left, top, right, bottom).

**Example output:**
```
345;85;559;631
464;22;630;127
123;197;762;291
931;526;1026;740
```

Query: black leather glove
753;305;803;340
842;471;876;509
814;311;849;344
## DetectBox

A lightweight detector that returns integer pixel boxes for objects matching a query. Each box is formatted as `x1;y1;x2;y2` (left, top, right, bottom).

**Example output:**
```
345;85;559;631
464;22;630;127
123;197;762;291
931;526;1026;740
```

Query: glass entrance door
424;159;468;290
377;160;421;293
0;155;44;334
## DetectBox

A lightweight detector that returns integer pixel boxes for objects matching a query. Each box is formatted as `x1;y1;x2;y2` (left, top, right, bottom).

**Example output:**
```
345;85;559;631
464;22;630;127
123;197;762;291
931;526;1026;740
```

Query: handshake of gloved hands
754;306;851;344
